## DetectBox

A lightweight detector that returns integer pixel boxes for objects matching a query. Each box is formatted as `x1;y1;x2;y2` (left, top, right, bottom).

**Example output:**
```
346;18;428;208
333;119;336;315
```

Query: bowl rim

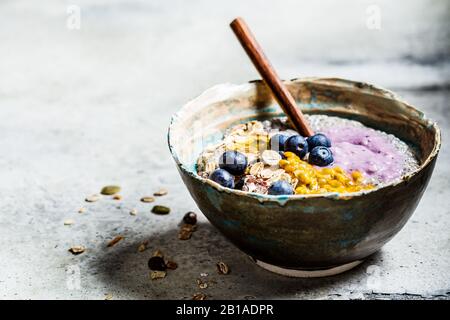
168;77;441;203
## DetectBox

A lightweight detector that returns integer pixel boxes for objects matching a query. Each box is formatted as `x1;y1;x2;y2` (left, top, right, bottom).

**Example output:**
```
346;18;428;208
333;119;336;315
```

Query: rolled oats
192;293;207;300
104;293;113;300
249;162;264;176
150;271;166;280
153;250;164;258
261;150;282;166
68;246;85;255
216;261;230;275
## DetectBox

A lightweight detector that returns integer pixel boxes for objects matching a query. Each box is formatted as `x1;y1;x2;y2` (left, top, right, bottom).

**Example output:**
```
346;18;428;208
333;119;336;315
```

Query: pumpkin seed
151;205;170;215
85;194;101;202
153;188;168;196
140;196;155;203
100;185;121;195
68;246;85;255
107;235;124;247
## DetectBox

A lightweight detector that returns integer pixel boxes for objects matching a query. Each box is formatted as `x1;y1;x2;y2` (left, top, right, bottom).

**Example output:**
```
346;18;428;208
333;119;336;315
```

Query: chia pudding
196;115;419;195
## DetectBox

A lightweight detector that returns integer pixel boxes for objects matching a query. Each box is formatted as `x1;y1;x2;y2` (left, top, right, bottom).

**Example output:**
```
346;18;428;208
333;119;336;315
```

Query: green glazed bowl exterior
168;78;440;270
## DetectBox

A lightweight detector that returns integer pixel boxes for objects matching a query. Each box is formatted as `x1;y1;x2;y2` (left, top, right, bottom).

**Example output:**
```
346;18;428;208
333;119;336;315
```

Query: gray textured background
0;0;449;299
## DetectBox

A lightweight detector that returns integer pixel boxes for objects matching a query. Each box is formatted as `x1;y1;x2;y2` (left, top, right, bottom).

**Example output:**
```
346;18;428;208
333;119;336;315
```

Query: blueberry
219;151;248;175
269;133;289;152
268;180;294;196
284;135;309;158
309;146;334;166
234;177;245;190
209;169;235;189
307;133;331;149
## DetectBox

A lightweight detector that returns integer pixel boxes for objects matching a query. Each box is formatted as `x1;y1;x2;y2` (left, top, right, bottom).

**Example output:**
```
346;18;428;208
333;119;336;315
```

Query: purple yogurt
320;126;408;184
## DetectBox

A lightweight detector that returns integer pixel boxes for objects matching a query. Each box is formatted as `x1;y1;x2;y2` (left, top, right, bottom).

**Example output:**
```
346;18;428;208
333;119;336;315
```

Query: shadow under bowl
168;77;440;275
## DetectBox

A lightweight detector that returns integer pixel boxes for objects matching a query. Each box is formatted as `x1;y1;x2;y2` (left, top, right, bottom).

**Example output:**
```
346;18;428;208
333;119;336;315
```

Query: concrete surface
0;0;449;299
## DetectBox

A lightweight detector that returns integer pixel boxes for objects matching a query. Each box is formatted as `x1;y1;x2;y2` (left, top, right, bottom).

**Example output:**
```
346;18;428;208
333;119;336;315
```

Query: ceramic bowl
168;78;440;277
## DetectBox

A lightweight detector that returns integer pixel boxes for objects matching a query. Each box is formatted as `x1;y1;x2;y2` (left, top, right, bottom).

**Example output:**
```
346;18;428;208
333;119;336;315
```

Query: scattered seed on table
107;235;124;247
112;194;122;200
104;293;113;300
200;273;208;277
78;207;86;214
150;271;166;280
85;194;101;202
129;208;138;216
192;293;207;300
68;246;85;255
151;205;170;215
148;256;166;271
183;211;197;225
137;243;147;252
64;219;74;225
100;185;121;195
197;279;208;289
140;196;155;203
178;224;196;240
216;261;230;275
153;188;168;196
153;250;164;258
166;260;178;270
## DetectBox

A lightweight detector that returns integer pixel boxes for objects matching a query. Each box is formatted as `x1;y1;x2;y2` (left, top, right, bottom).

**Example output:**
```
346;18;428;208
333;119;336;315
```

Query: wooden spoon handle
230;17;314;137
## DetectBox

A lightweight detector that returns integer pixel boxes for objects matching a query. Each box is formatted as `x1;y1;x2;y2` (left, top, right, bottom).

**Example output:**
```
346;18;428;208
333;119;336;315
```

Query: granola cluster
196;119;297;194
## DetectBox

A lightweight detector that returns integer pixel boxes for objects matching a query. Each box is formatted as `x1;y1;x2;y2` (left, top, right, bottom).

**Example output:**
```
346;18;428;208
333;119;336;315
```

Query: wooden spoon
230;17;314;137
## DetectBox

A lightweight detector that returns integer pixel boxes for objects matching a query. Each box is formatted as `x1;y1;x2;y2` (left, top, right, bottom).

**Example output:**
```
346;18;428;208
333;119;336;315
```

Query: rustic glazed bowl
168;78;440;277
